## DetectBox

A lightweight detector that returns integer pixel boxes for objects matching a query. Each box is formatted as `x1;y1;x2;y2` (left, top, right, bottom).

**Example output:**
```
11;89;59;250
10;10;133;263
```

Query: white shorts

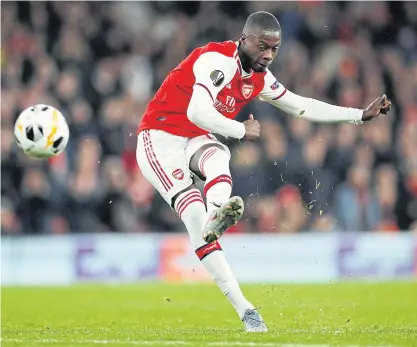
136;129;230;204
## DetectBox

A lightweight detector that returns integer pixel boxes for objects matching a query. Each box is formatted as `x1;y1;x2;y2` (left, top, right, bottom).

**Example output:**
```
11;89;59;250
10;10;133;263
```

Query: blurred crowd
2;1;417;235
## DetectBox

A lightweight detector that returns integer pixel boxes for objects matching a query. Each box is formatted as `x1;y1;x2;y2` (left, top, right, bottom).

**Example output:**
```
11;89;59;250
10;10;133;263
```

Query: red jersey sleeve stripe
272;89;287;100
194;83;214;102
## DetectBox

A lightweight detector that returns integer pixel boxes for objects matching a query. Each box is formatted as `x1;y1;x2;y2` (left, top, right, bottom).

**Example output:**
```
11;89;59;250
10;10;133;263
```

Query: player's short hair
243;11;281;36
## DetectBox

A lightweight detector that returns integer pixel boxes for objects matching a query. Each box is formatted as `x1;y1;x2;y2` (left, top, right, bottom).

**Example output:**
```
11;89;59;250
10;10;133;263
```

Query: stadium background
1;1;417;285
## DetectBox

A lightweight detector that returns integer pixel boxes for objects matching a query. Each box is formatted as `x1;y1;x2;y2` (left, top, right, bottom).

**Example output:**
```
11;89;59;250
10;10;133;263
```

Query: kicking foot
203;196;244;243
242;308;268;333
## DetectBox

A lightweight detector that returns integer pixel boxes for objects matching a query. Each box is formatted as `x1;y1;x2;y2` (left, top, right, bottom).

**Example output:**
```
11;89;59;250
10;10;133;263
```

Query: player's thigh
137;130;193;204
186;134;231;179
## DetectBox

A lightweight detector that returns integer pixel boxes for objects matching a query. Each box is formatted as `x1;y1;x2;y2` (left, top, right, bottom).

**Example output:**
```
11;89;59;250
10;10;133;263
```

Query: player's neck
237;46;252;75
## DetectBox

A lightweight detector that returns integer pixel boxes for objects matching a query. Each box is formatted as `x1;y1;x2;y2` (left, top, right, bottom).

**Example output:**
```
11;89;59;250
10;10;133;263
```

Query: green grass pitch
2;282;417;347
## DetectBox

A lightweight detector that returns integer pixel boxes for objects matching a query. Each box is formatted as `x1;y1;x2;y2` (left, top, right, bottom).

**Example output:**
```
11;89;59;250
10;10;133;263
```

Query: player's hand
362;94;392;121
243;114;260;140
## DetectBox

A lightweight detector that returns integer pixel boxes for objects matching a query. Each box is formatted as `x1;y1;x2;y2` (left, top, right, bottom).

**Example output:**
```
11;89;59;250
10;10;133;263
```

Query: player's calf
172;186;207;249
172;184;257;331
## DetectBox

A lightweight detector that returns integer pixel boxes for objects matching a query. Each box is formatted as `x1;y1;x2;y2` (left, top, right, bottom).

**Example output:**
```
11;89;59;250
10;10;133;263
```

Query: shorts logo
172;168;184;180
210;70;225;87
271;80;279;90
242;82;254;99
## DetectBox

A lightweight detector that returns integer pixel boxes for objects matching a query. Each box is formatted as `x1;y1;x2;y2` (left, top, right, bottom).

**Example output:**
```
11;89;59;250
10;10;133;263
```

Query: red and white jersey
138;40;363;139
138;41;287;138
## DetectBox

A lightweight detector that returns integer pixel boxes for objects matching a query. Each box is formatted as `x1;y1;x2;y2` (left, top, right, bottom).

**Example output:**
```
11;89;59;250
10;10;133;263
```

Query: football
14;104;70;159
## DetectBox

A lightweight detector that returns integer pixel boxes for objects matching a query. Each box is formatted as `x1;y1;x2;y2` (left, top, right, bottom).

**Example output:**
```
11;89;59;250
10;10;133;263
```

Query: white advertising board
1;232;415;286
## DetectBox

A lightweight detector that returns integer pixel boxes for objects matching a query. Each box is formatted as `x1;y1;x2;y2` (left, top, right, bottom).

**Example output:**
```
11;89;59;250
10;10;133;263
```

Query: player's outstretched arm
259;71;392;124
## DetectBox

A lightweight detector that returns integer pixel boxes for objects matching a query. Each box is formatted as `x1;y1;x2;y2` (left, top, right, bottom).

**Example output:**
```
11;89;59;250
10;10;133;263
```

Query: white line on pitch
0;339;400;347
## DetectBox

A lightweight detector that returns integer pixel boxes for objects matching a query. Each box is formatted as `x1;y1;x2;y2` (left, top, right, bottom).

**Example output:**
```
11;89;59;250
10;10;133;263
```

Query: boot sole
203;196;244;243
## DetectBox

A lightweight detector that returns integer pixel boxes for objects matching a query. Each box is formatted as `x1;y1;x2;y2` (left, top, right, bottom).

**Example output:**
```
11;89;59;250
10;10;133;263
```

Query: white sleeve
259;70;364;124
186;52;246;139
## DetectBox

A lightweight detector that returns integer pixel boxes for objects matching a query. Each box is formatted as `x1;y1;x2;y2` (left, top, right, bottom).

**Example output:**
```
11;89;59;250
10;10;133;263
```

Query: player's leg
136;130;207;249
171;186;207;250
171;187;265;332
137;131;267;331
189;139;243;243
186;135;267;332
191;143;234;210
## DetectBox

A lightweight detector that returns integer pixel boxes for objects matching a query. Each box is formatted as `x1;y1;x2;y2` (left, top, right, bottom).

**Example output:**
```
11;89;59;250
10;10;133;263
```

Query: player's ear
240;33;247;44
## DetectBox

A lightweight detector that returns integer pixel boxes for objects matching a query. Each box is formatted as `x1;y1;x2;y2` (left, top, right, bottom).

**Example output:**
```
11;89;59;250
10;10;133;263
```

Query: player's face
241;33;281;72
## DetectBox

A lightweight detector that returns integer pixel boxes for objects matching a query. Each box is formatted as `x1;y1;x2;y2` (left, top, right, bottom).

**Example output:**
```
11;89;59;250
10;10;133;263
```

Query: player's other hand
362;94;392;121
243;114;260;140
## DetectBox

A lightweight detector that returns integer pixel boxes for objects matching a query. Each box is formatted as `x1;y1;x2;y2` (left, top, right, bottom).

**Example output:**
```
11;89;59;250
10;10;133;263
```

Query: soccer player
136;11;391;332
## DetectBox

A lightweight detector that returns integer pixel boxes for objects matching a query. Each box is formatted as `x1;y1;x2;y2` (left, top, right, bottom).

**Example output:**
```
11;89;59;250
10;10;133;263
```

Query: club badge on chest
242;82;254;99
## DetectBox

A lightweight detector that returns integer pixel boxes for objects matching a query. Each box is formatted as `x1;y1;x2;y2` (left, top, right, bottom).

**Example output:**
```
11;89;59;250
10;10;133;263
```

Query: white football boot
202;196;244;243
242;308;268;332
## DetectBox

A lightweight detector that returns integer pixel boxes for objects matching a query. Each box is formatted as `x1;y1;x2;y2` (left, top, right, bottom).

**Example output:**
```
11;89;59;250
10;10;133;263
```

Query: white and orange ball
14;104;69;159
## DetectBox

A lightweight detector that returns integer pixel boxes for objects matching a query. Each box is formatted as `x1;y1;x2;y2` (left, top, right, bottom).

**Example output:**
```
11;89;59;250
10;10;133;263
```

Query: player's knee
190;144;226;171
190;144;230;180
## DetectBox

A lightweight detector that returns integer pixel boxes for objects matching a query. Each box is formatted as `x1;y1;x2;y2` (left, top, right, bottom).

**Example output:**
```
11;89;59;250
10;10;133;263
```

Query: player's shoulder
178;41;237;72
258;68;287;98
192;41;239;76
202;40;238;58
262;68;279;85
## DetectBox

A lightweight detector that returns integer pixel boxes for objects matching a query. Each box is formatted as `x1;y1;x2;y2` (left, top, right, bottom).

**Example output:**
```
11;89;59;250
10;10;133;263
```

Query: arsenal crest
242;83;254;99
172;168;184;180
